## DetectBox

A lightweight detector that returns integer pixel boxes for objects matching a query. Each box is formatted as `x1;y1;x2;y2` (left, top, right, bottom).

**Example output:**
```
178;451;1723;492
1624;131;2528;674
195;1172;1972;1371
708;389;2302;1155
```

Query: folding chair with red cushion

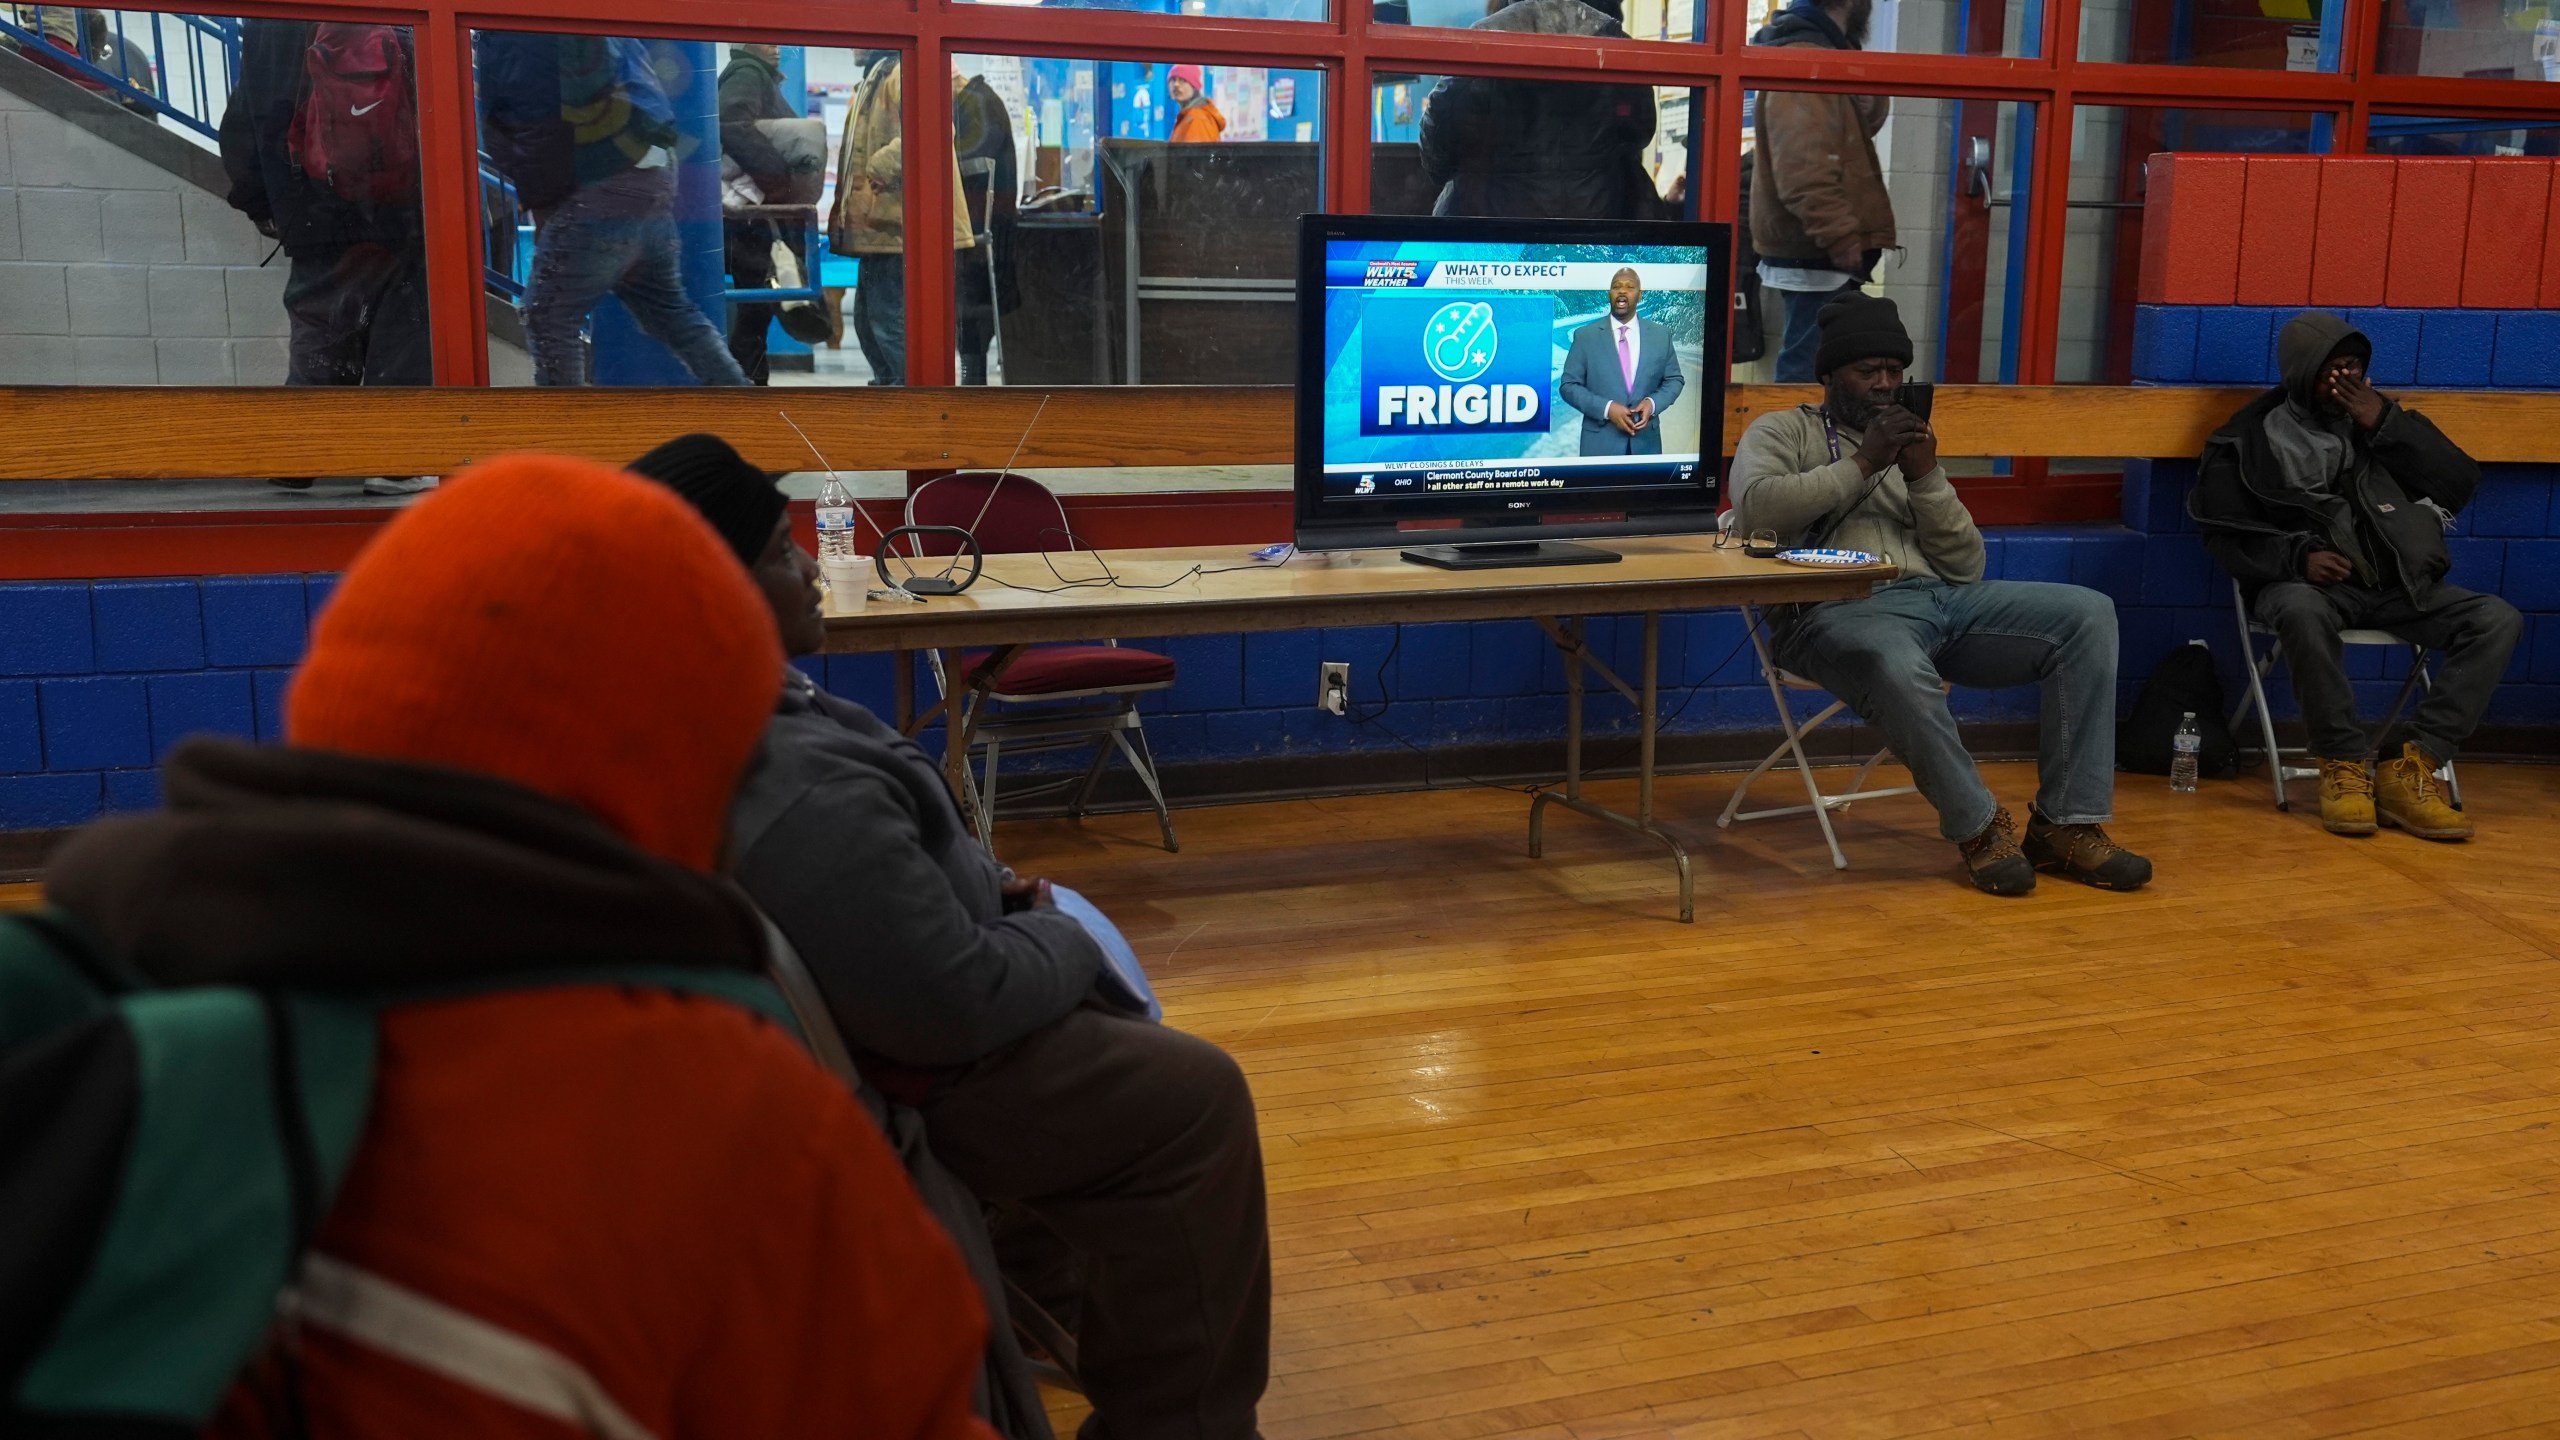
900;471;1179;853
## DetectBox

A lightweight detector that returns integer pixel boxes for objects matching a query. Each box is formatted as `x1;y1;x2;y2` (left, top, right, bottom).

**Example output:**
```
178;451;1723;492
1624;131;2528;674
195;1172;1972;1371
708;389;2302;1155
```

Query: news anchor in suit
1558;267;1686;456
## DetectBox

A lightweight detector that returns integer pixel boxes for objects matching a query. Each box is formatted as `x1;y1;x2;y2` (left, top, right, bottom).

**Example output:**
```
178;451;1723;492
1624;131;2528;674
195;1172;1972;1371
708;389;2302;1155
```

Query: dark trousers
853;252;907;385
725;220;779;386
283;241;430;385
2255;579;2522;763
920;1007;1270;1440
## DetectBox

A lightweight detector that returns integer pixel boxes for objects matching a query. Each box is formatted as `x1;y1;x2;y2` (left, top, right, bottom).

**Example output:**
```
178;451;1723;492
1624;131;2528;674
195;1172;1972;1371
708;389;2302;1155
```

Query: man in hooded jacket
50;455;997;1438
2193;310;2520;841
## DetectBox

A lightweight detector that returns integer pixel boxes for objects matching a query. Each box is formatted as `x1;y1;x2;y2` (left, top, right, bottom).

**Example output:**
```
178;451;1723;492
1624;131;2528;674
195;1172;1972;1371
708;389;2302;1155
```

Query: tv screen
1294;214;1730;558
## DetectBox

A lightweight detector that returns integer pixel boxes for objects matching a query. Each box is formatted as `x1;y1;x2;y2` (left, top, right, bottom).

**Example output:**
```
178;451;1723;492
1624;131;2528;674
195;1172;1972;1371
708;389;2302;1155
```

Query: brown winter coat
829;58;976;257
1748;41;1895;266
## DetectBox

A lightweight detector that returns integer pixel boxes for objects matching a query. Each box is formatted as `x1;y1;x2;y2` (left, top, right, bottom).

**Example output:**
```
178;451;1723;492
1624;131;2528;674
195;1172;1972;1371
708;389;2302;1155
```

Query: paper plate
1777;547;1879;568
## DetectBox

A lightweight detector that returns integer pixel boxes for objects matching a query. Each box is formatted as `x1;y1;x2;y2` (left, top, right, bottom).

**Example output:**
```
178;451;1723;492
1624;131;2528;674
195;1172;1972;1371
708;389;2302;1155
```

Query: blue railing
0;9;535;298
0;6;236;139
0;14;823;317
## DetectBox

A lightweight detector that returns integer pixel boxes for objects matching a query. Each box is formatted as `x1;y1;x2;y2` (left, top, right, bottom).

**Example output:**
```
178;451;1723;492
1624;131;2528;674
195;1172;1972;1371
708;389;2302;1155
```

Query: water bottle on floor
2170;711;2200;794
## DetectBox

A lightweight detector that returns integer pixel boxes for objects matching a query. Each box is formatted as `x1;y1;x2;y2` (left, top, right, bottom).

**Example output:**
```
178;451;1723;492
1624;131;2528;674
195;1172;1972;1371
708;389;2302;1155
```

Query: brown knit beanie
287;454;783;872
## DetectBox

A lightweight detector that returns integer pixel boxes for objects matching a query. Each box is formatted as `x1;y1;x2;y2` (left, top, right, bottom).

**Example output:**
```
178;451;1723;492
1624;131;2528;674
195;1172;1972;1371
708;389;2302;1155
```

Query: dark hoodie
45;738;766;988
1417;0;1660;221
1753;0;1856;47
2191;311;2480;609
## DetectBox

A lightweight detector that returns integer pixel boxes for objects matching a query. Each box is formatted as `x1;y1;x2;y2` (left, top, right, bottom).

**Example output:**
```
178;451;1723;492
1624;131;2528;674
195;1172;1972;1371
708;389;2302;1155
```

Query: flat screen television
1294;213;1731;569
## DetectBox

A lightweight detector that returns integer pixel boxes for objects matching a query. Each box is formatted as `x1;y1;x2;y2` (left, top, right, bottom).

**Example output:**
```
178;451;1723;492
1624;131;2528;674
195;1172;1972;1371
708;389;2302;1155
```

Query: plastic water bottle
815;473;856;567
814;473;867;609
2170;711;2200;793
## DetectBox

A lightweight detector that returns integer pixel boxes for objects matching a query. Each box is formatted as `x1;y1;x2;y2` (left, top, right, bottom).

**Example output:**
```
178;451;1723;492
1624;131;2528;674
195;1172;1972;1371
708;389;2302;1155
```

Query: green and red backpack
0;909;790;1433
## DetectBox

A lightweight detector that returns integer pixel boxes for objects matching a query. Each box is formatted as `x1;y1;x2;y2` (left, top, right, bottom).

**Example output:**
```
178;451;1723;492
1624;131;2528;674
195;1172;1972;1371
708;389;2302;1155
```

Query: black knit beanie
626;433;788;567
1814;292;1913;379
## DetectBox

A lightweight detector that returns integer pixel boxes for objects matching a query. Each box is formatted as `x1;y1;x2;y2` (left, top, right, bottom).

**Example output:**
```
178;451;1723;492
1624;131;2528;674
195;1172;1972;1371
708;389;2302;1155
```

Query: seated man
1730;294;2151;896
45;456;995;1437
630;435;1271;1440
2193;311;2521;840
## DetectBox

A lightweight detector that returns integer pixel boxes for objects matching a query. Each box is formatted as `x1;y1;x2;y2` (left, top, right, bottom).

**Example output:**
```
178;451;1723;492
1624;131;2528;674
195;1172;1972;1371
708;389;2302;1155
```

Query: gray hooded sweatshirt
729;672;1105;1070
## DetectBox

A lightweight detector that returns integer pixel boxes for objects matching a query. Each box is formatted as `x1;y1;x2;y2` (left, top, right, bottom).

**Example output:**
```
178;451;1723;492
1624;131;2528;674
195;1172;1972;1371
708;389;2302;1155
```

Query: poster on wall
1213;66;1270;142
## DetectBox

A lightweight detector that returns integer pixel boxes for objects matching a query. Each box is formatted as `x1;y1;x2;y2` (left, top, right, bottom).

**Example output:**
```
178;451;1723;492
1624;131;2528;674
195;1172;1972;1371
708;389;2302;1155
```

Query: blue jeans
1775;578;2121;841
852;252;906;386
522;168;749;388
1774;278;1864;383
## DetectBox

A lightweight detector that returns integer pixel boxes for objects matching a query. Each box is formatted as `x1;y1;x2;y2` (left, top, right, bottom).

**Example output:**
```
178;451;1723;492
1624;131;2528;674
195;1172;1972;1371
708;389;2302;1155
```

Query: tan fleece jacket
1729;405;1985;585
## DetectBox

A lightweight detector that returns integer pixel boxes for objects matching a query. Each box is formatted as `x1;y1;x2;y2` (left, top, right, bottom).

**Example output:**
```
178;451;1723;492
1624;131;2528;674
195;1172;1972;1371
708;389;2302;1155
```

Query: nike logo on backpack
351;100;384;115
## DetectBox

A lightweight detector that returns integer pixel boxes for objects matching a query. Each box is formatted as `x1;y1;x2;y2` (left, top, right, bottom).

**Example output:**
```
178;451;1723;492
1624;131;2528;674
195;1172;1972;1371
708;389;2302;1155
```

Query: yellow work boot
2316;758;2376;836
2376;742;2471;841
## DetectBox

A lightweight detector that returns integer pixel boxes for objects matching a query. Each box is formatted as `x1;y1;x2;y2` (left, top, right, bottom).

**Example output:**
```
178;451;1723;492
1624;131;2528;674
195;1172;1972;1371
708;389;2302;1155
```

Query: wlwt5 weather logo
1364;259;1419;287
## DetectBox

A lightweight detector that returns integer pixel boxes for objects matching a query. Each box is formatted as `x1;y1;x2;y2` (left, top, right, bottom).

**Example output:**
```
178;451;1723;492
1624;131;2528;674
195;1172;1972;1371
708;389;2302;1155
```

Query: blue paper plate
1049;883;1162;1022
1778;547;1879;568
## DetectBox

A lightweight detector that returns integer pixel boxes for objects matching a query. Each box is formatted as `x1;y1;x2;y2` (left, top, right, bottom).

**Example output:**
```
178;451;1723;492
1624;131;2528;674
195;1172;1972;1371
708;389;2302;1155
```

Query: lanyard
1820;408;1842;463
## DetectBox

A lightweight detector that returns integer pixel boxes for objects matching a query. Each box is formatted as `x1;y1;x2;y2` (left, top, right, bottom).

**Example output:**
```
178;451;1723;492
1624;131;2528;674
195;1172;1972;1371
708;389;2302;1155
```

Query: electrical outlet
1318;661;1350;715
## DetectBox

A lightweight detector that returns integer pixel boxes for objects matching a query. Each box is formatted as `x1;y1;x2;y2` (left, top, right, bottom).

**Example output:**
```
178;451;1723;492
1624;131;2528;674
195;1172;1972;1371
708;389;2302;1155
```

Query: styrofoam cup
822;556;869;611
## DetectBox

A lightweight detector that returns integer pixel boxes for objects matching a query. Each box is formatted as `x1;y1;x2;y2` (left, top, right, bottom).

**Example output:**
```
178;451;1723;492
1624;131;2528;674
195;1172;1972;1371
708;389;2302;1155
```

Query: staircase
0;13;533;384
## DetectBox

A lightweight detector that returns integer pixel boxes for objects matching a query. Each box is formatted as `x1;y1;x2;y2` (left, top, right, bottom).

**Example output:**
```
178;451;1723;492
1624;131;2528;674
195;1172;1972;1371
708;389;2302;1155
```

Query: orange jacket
210;986;997;1440
1170;98;1226;144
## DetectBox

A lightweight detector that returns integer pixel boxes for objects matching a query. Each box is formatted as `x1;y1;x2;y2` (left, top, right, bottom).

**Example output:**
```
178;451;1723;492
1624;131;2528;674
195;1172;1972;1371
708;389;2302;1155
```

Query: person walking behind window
1750;0;1894;383
477;32;750;387
222;19;429;392
830;50;975;386
955;66;1021;386
1167;64;1226;142
1417;0;1659;220
717;41;811;385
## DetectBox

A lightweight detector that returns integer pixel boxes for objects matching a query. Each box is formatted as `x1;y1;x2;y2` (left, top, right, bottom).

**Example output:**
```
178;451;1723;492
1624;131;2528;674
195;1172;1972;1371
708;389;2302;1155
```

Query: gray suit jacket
1558;316;1685;456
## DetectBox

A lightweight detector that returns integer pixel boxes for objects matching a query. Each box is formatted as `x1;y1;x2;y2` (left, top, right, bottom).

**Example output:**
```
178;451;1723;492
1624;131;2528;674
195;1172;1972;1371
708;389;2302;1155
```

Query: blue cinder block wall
4;468;2555;833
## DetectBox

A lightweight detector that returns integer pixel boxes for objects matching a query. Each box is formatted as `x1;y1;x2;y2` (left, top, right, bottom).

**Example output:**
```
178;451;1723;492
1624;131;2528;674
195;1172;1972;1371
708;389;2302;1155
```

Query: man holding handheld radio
1730;294;2153;897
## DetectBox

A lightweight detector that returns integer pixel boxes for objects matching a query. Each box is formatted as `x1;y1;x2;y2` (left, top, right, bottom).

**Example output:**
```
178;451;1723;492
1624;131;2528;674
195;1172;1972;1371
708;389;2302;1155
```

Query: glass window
1370;75;1692;220
966;0;1324;19
0;9;431;386
1380;0;1698;44
1744;0;2039;60
1739;90;2032;394
2367;113;2560;157
2378;0;2560;79
2081;0;2341;69
943;53;1322;386
2054;107;2329;385
474;34;879;389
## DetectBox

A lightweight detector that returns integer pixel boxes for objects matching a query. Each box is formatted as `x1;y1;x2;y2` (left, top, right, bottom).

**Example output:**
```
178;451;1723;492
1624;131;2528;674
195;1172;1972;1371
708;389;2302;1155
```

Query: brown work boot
2316;757;2376;836
1958;807;2036;896
2376;741;2471;841
2022;811;2154;891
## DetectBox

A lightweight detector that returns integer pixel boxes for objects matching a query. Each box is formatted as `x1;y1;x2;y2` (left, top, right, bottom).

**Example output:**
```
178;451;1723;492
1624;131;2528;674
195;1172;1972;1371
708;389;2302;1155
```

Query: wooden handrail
6;383;2556;480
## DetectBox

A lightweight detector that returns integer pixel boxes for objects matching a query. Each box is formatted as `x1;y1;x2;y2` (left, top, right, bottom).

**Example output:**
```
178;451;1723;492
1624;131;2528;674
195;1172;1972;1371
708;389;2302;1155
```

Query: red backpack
288;24;418;206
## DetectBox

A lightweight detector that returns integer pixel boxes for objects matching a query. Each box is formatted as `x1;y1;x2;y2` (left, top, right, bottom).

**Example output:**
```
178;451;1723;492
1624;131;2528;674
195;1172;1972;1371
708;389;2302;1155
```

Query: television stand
1399;540;1623;571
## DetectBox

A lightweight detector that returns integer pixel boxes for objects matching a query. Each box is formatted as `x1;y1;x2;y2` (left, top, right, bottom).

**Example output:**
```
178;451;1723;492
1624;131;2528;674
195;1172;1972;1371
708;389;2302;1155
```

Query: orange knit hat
288;455;783;872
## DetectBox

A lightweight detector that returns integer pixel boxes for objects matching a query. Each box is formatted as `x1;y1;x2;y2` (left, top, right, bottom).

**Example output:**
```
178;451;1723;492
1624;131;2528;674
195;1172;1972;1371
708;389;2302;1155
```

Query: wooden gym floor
1005;759;2560;1439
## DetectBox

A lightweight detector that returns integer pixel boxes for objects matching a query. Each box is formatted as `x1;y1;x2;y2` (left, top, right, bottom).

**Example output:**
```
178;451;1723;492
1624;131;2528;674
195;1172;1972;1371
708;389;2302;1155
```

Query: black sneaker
2022;812;2153;891
1958;807;2036;896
